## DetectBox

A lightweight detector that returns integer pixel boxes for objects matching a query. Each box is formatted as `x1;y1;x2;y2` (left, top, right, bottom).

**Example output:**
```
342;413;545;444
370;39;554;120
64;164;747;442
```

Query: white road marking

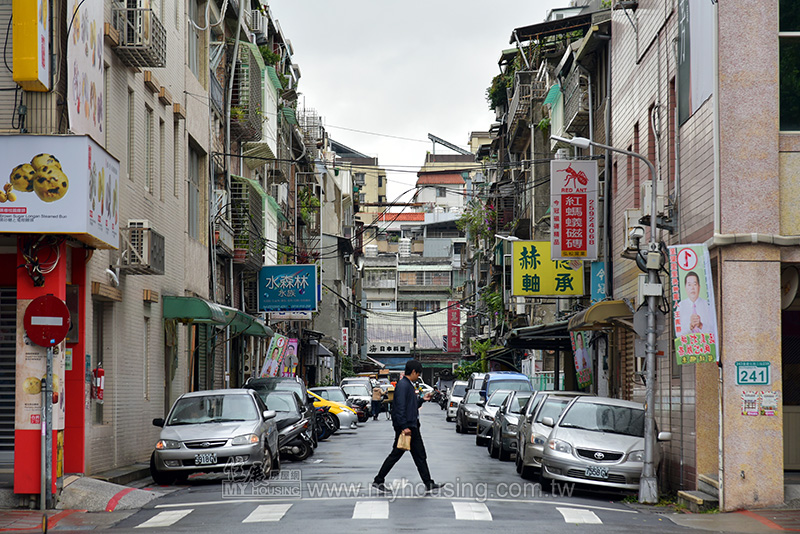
452;501;493;521
135;509;192;528
557;507;603;524
352;500;389;519
313;459;324;463
242;503;293;522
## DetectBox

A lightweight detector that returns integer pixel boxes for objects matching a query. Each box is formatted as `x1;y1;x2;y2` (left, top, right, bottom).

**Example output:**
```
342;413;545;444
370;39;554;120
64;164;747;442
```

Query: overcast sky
267;0;566;204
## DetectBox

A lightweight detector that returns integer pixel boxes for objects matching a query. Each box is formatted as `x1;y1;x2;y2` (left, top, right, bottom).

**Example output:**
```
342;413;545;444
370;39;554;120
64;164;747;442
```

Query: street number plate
735;361;770;385
585;466;608;479
195;453;217;465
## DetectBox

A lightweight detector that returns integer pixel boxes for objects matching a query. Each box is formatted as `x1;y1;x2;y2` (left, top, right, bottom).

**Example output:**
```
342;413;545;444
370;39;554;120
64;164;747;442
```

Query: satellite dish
781;266;799;309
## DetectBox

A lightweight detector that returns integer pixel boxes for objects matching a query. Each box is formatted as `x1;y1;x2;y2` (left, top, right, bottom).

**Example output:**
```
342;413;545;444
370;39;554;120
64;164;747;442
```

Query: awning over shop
162;296;272;337
567;300;633;331
505;320;572;351
310;340;333;357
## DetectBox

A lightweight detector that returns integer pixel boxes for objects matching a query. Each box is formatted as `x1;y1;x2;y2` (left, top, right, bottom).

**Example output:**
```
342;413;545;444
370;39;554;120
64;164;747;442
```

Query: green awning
267;195;288;223
232;174;266;199
163;296;228;324
543;84;561;106
162;296;272;337
282;107;297;125
266;65;283;91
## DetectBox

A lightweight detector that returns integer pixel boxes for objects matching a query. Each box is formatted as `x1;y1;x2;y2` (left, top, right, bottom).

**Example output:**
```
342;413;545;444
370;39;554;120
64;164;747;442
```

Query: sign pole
40;378;46;511
45;346;53;509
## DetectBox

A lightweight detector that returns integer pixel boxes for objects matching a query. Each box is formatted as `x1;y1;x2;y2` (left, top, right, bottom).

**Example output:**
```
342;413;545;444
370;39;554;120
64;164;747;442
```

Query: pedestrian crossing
130;500;614;527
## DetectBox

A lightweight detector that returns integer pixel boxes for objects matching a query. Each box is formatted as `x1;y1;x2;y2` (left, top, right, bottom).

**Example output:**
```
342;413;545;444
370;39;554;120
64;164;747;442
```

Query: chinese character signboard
590;262;607;304
447;301;461;353
341;328;349;356
512;241;584;297
550;160;598;260
570;330;593;389
258;264;318;312
668;244;718;365
369;344;410;355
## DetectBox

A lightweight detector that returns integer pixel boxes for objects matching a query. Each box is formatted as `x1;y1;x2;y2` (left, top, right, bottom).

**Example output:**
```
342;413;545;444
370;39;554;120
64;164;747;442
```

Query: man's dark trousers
374;425;432;486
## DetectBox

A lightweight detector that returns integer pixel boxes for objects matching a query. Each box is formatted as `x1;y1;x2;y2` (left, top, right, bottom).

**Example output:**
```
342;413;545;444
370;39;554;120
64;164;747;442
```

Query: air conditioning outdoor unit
121;219;165;275
640;180;667;218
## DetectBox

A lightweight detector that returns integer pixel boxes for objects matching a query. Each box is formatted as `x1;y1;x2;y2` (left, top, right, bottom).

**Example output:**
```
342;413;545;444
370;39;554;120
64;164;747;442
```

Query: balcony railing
230;43;264;141
111;3;167;69
363;279;397;289
563;68;590;134
210;72;224;116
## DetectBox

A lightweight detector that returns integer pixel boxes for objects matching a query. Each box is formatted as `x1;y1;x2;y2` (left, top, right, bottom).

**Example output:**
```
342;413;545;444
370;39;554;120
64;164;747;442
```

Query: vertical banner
260;334;288;377
570;331;593;389
677;0;714;124
281;338;298;377
66;0;104;142
341;328;349;356
447;301;461;353
590;261;607;304
550;160;598;260
512;241;584;297
669;244;719;364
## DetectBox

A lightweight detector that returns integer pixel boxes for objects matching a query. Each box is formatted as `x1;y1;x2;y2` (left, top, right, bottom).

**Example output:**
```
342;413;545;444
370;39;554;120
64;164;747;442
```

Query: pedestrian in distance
372;359;442;493
371;384;383;421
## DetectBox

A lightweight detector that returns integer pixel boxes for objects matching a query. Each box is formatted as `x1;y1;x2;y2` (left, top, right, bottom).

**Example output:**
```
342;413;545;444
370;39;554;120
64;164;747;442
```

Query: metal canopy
509;12;594;43
567;300;633;331
505;320;572;351
162;296;272;337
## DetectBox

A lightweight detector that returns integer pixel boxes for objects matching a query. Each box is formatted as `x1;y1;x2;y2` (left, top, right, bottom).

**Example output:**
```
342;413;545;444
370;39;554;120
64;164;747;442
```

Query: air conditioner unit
120;220;165;275
250;11;267;34
640;180;667;218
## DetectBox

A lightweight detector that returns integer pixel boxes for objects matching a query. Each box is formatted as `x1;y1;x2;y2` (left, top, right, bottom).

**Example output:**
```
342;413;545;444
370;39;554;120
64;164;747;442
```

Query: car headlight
465;408;478;415
628;450;645;462
232;434;260;445
450;402;457;407
507;424;517;433
532;433;547;445
481;414;494;422
155;439;181;450
548;438;572;454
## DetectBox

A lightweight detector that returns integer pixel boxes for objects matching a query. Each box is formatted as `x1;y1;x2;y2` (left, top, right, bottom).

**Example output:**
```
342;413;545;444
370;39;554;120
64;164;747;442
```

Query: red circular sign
23;295;70;347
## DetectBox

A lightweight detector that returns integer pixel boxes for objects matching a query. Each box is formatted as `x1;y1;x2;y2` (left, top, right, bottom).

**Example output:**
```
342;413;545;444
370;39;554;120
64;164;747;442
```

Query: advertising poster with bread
66;0;104;143
0;135;119;249
15;300;66;431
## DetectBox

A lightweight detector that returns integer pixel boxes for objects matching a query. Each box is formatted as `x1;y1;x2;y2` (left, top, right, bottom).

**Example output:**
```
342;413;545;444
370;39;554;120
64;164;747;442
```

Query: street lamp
551;135;661;504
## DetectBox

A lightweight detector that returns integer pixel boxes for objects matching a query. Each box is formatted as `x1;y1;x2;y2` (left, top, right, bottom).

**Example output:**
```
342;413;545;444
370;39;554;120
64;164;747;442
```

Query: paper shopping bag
396;433;411;451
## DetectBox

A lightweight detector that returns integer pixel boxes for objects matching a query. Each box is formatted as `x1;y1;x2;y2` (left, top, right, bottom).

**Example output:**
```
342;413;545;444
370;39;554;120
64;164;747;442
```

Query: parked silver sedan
475;389;513;446
539;396;671;491
150;389;279;485
446;381;468;422
455;389;483;434
488;390;533;461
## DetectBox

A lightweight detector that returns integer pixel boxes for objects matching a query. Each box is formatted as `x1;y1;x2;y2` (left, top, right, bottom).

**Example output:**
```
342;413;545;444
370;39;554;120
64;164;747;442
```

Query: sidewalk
669;509;800;533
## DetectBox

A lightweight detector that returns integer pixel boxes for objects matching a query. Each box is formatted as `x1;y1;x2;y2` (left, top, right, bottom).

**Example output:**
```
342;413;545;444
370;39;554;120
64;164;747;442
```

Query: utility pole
413;310;418;358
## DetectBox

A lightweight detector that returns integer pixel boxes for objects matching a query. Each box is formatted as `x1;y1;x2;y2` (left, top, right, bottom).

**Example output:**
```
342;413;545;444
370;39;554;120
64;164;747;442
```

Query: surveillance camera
628;226;645;240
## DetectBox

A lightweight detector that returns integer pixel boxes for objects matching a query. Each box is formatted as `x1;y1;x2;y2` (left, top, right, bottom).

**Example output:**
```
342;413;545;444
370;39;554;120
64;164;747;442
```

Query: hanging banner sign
668;244;719;365
570;330;593;389
260;334;288;377
447;301;461;353
550;160;598;260
511;241;584;297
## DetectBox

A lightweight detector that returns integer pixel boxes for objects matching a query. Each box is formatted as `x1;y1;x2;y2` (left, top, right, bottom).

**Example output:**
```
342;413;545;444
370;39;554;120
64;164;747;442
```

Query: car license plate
194;453;217;465
585;466;608;479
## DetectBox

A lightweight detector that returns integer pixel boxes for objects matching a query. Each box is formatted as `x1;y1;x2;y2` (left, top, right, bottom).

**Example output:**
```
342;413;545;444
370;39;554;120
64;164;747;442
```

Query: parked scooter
278;416;314;462
432;388;448;410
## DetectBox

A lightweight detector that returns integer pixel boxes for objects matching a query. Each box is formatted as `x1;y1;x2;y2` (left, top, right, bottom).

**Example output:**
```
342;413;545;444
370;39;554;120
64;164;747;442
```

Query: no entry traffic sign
23;294;70;347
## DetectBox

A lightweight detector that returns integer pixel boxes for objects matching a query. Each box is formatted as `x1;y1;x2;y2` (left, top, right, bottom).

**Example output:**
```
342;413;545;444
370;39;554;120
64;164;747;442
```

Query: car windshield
510;393;532;414
488;390;511;407
452;384;467;397
167;394;258;425
535;398;573;423
264;393;298;413
248;380;303;404
472;378;485;391
314;388;348;403
464;390;482;403
342;385;370;396
559;402;646;437
487;379;532;396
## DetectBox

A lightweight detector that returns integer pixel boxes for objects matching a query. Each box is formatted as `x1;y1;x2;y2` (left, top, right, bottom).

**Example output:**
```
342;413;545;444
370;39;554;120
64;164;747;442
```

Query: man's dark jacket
392;376;423;430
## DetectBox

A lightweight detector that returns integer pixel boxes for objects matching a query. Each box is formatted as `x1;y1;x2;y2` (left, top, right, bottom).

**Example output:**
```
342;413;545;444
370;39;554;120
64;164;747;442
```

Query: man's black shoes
371;481;392;493
425;482;443;492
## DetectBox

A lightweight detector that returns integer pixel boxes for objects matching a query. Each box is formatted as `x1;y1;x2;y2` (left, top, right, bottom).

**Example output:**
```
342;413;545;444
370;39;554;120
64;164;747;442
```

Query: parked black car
245;377;316;447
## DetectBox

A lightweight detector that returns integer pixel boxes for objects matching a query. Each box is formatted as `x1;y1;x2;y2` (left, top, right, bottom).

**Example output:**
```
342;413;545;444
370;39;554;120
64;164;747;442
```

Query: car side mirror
263;410;276;420
657;431;672;441
152;418;164;428
542;416;554;427
476;400;485;407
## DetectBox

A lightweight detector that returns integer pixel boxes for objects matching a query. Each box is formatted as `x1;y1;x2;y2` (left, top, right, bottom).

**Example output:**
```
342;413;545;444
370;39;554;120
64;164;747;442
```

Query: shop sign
511;241;584;297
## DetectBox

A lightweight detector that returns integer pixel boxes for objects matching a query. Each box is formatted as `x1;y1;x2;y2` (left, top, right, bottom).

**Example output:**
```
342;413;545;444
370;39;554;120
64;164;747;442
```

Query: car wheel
515;448;523;474
475;434;484;446
539;467;552;492
521;464;536;480
499;444;511;462
455;421;461;433
272;448;282;473
445;416;452;422
489;436;499;458
149;452;176;486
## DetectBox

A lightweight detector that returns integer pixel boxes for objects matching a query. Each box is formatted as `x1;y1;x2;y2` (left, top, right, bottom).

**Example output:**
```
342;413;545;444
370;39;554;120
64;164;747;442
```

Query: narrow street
103;404;694;533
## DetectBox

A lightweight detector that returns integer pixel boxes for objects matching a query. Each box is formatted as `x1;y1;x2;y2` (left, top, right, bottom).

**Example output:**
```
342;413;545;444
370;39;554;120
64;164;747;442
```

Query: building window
780;0;800;130
127;89;134;180
188;145;201;240
173;122;181;197
145;106;153;192
159;119;165;200
437;187;447;197
188;0;201;79
378;175;384;188
359;193;366;203
378;195;385;203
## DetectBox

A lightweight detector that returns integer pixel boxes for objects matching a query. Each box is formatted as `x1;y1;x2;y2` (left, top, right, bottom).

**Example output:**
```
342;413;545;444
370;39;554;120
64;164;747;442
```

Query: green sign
735;361;771;386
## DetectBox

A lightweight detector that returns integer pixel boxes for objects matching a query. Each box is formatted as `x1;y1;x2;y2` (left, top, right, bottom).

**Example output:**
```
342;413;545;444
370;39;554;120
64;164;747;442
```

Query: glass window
780;0;800;130
488;390;510;407
452;384;467;397
437;187;447;197
487;379;532;396
145;106;153;192
559;401;645;437
188;146;200;240
535;398;572;423
167;394;258;424
188;1;201;79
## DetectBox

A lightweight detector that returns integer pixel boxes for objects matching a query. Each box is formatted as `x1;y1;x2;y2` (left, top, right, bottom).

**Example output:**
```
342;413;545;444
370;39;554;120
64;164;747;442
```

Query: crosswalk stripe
557;507;602;524
353;500;389;519
242;503;293;522
135;509;193;528
452;502;493;521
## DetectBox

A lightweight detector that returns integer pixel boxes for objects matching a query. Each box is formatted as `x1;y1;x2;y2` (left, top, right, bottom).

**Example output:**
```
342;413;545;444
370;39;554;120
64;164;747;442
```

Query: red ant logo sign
558;164;588;189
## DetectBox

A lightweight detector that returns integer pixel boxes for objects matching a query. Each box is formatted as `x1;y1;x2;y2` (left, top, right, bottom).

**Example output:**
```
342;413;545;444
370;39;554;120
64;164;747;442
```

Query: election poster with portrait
260;334;289;377
668;244;719;365
570;331;593;389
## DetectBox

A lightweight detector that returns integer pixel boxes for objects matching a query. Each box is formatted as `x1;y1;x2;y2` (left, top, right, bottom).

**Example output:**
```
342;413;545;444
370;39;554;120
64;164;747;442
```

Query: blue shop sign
258;264;318;312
